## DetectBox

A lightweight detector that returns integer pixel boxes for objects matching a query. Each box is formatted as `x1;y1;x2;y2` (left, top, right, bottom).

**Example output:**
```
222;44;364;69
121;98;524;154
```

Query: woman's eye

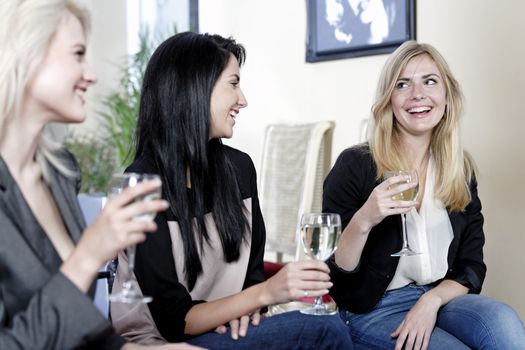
425;78;437;86
395;81;408;89
75;50;85;60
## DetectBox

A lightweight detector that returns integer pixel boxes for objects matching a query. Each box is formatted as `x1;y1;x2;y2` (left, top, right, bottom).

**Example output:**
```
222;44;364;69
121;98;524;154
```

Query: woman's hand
358;174;418;233
214;309;264;340
260;260;332;306
391;293;442;350
61;179;169;291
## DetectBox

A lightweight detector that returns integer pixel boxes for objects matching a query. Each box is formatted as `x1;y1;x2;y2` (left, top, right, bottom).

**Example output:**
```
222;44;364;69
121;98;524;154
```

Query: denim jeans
339;284;525;350
186;310;354;349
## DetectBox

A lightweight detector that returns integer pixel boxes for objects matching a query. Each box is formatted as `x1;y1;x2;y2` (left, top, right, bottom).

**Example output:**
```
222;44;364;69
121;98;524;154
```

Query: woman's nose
84;62;97;85
237;88;248;108
410;83;425;100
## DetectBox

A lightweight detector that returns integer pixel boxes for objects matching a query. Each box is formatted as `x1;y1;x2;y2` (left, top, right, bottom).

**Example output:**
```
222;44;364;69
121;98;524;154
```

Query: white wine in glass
107;173;161;304
299;213;341;316
384;170;420;257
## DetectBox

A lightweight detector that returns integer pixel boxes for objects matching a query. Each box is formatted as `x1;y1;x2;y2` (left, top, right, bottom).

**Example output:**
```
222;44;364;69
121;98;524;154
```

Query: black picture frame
306;0;416;62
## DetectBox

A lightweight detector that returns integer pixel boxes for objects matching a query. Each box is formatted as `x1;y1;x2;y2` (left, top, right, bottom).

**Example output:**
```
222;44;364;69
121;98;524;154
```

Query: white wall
199;0;525;319
81;0;128;133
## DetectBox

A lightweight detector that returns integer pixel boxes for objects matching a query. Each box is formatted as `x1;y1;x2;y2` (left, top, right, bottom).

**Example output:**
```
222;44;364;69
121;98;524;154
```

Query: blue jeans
187;310;354;349
339;284;525;349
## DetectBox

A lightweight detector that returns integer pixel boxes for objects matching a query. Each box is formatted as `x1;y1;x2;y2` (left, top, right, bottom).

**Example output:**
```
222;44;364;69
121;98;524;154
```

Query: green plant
63;133;117;194
100;30;157;168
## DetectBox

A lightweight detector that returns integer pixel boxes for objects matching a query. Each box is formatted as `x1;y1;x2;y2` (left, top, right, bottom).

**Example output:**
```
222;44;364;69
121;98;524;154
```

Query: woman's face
25;11;96;124
390;53;447;139
209;54;247;139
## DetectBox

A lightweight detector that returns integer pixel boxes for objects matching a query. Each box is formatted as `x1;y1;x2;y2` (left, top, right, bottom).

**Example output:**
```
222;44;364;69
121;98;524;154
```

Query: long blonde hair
369;40;475;212
0;0;90;177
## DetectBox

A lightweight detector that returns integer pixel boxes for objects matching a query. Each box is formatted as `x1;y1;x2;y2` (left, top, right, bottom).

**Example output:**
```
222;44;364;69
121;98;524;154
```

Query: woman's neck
0;116;44;179
401;134;431;172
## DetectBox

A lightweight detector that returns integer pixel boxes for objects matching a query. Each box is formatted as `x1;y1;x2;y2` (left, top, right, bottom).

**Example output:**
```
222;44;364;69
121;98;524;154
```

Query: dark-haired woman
110;32;353;350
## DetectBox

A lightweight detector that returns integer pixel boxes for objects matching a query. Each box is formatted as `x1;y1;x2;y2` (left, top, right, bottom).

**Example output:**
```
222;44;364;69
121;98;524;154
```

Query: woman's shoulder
336;143;373;166
125;153;158;174
221;144;255;172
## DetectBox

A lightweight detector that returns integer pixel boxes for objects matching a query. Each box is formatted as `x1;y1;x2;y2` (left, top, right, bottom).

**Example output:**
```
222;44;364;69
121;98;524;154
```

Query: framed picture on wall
306;0;416;62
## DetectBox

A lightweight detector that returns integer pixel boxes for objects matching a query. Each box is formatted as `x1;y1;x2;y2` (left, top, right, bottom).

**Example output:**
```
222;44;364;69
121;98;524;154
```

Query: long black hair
134;32;248;290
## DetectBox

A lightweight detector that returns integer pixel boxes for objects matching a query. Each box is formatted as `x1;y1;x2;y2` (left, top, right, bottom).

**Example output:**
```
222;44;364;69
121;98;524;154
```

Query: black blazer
0;151;124;349
323;144;486;314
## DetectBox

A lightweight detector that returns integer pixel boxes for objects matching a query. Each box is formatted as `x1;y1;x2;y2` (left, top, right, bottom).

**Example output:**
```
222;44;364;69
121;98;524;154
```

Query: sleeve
0;272;125;350
444;177;487;293
323;148;371;230
322;150;366;300
242;156;265;289
132;204;204;343
322;147;391;312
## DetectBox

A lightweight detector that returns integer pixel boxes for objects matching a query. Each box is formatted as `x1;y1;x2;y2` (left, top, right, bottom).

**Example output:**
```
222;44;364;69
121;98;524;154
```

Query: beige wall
199;0;525;319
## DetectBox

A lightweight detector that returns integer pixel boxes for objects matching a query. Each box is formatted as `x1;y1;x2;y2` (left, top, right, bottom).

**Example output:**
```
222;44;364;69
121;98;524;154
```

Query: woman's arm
61;180;168;292
0;271;126;350
324;148;417;271
184;259;332;335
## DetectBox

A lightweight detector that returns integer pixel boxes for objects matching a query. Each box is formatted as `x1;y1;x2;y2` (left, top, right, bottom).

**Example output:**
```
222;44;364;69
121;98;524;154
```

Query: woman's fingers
290;259;331;273
237;315;250;337
229;318;239;339
214;325;227;334
112;199;169;222
106;179;162;209
251;311;261;326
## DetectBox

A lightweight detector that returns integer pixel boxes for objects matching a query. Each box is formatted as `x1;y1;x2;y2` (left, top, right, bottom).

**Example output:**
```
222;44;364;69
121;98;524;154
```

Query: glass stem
126;244;136;282
401;214;409;249
314;296;323;307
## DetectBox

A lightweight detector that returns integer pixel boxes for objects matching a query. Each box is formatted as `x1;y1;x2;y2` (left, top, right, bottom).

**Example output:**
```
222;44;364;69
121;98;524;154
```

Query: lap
187;311;353;350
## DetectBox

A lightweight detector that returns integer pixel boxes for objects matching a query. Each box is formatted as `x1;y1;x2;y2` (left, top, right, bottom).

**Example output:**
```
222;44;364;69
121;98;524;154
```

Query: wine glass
107;173;161;303
298;213;341;316
384;170;420;257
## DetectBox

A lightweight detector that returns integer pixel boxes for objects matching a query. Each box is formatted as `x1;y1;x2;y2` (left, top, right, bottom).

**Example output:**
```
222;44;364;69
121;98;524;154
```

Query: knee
489;302;524;332
466;297;525;344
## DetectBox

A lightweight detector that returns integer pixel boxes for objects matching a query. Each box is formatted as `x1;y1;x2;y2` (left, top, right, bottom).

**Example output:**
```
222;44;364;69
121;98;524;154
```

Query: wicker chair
259;121;335;263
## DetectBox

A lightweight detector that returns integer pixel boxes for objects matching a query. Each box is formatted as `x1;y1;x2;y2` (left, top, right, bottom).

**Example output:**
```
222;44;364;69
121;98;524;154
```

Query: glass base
391;247;421;257
300;306;337;316
109;289;152;304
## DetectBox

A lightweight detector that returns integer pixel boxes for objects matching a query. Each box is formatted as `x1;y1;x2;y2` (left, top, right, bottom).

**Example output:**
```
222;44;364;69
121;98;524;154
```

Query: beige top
170;199;252;301
111;198;253;344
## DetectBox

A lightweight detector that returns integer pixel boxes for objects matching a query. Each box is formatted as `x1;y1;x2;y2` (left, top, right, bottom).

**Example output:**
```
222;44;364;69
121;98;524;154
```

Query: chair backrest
78;194;110;318
258;121;335;262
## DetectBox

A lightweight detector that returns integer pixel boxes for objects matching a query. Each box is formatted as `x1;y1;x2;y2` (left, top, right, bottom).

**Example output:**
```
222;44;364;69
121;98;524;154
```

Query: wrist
421;291;444;309
60;249;100;292
255;281;272;307
352;210;372;235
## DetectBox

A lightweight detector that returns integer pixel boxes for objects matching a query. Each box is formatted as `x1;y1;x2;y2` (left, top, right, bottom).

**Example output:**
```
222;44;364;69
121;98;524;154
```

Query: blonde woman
323;41;525;349
0;1;201;349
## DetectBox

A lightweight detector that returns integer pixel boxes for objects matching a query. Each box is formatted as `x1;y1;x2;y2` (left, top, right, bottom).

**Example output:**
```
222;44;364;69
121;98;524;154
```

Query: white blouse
387;157;454;290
